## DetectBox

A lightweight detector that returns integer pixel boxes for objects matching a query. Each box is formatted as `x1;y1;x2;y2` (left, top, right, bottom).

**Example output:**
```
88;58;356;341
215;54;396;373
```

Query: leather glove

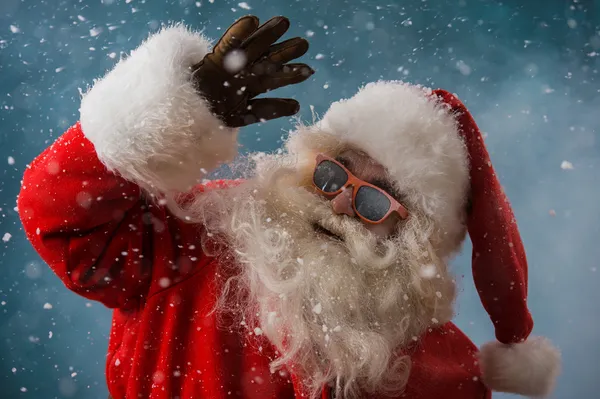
191;15;314;128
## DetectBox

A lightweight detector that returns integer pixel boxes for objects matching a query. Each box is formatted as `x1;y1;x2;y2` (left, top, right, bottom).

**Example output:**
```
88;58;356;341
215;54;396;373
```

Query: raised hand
192;15;314;128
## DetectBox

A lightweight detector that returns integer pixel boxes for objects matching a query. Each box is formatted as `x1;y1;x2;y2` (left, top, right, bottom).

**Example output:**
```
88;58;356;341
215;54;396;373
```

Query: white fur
80;24;238;195
479;337;561;397
303;81;470;253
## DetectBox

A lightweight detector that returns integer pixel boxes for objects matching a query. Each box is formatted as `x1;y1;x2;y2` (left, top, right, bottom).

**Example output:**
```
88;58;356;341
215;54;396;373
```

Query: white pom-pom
479;336;561;397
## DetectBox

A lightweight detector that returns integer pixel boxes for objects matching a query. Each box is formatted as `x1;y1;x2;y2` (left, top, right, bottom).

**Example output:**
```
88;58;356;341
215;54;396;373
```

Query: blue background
1;0;599;398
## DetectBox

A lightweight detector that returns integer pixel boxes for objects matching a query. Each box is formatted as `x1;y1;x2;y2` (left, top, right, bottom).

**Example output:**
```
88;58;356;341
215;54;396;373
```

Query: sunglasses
312;154;409;224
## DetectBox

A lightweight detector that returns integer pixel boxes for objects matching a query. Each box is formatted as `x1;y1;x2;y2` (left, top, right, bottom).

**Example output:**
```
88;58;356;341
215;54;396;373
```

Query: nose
330;187;356;217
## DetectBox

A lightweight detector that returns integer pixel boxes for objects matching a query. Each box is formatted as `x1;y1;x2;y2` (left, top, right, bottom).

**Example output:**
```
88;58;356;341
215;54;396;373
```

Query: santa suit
18;24;558;399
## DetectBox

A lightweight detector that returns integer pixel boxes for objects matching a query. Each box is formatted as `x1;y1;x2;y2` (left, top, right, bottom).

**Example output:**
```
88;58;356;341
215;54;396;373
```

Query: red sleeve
18;123;159;309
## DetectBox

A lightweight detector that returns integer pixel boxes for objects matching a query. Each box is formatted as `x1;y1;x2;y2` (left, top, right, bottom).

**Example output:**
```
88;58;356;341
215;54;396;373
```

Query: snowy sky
1;0;599;398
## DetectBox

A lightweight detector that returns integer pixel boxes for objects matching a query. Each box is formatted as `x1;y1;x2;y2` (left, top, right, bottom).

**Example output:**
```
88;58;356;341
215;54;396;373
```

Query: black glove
191;15;314;128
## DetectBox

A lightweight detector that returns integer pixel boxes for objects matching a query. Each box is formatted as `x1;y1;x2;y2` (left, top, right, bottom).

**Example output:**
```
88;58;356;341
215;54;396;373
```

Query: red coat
18;123;491;399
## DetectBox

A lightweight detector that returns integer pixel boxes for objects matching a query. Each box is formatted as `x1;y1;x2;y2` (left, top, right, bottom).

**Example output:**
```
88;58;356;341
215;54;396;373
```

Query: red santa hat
306;81;561;397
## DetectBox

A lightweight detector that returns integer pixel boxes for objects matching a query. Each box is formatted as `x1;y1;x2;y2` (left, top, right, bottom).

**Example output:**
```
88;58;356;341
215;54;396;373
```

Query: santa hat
309;81;561;397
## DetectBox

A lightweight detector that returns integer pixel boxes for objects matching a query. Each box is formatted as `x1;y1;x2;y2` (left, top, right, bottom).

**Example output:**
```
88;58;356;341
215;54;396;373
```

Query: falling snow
2;233;11;242
158;277;171;288
456;60;472;75
223;50;247;74
561;161;574;170
89;27;103;37
312;303;322;314
419;264;437;279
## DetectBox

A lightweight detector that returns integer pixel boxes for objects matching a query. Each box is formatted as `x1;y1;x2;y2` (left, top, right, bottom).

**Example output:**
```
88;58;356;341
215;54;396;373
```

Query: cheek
296;164;316;189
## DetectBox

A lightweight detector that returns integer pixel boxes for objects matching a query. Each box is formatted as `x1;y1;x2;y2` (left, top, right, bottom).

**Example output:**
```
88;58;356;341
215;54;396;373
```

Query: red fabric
19;123;490;399
320;323;490;399
433;90;534;344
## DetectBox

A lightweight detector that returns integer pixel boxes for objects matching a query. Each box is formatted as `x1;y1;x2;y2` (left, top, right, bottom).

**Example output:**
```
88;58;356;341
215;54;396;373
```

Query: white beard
174;153;458;399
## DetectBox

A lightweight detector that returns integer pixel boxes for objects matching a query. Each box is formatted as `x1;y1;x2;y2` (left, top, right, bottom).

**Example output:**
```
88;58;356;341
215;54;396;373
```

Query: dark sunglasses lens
355;186;391;222
313;160;348;193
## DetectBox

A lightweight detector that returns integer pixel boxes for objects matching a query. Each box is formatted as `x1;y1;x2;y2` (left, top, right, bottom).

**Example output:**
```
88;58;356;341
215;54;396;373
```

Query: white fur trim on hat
318;81;470;249
80;24;238;195
479;337;561;397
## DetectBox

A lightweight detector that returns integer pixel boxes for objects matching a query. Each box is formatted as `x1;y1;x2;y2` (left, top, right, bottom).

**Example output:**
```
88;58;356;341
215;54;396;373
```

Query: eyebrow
370;179;398;197
335;156;352;169
336;156;399;198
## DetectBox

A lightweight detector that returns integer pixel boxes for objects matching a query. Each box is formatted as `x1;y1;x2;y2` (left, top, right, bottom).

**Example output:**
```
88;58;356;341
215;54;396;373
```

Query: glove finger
249;98;300;120
213;15;259;61
229;98;300;127
263;37;309;65
241;16;290;63
249;63;314;96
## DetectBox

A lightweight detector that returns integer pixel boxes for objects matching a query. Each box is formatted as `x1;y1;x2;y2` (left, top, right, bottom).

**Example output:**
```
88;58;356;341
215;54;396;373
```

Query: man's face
193;144;456;398
312;149;402;238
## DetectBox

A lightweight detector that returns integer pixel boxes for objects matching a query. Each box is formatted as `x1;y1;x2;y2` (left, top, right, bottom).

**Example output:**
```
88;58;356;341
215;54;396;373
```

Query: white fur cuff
479;336;561;397
80;24;239;195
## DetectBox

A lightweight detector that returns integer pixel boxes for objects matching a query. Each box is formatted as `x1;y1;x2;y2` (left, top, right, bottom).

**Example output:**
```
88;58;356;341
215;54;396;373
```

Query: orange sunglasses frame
312;153;409;223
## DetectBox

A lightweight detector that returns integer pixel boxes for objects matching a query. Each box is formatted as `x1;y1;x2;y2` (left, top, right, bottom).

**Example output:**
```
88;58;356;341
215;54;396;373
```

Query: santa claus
18;15;560;399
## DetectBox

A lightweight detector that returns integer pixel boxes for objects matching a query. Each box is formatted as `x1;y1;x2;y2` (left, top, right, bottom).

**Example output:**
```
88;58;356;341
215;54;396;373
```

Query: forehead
337;149;387;176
